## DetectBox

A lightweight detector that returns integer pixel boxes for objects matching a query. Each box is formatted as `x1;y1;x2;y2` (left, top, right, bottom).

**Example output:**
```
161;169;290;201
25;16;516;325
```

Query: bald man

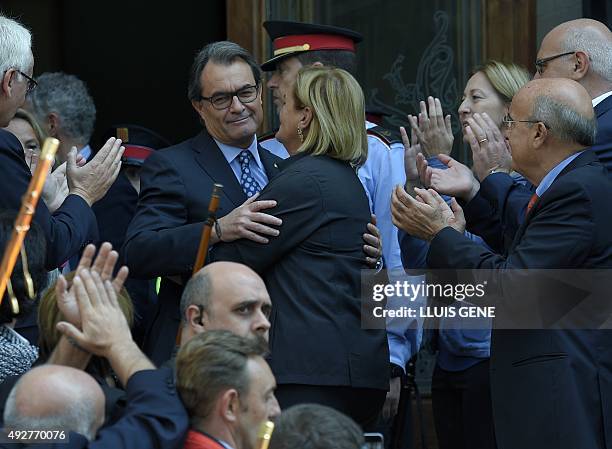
534;18;612;171
178;262;272;346
392;78;612;449
3;365;105;441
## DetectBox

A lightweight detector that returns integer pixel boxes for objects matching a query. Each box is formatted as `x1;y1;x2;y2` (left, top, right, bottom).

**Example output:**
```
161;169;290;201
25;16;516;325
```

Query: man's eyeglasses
502;113;550;130
534;51;574;75
200;84;259;110
18;71;38;93
3;69;38;93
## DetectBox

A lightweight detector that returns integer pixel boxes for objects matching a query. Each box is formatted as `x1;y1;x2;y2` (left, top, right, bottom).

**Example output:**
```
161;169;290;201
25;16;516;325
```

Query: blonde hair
294;66;367;167
13;108;48;147
475;60;531;104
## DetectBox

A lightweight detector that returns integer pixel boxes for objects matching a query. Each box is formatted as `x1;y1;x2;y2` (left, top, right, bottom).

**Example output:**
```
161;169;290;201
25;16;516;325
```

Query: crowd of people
0;9;611;449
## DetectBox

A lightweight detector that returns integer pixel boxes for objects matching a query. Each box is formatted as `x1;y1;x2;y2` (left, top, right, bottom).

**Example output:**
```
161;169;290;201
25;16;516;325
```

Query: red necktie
526;193;539;216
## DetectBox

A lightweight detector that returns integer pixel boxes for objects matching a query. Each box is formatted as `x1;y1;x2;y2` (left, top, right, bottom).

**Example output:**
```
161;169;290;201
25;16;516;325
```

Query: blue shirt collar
535;151;584;197
214;136;263;170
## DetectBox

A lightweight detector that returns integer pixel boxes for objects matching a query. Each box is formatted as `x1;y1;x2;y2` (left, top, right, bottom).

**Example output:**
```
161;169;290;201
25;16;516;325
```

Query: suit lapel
259;144;282;179
509;151;600;251
191;130;247;207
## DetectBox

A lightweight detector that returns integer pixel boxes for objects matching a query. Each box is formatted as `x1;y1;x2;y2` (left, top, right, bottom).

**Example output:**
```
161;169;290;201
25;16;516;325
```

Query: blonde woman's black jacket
212;152;389;391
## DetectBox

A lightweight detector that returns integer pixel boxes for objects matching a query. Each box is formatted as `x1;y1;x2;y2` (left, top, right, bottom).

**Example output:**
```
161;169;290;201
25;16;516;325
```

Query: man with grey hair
178;261;272;346
26;72;96;162
0;14;124;270
392;78;612;449
123;41;381;365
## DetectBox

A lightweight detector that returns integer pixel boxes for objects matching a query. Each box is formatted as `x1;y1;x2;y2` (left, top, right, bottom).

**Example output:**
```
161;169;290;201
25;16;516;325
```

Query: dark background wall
1;0;226;147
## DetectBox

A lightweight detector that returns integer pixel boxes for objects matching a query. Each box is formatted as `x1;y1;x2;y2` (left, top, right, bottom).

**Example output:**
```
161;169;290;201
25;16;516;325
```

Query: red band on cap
122;145;154;161
273;34;356;53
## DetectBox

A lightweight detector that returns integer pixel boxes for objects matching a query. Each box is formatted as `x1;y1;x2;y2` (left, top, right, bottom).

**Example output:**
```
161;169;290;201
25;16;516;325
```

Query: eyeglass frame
2;69;38;93
534;51;575;75
502;113;550;130
199;83;260;110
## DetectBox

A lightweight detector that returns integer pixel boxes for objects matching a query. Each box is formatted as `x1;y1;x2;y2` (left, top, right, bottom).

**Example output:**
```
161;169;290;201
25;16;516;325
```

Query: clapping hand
464;113;512;181
56;268;132;358
67;138;125;206
416;154;480;202
391;185;466;241
55;242;129;328
407;96;454;158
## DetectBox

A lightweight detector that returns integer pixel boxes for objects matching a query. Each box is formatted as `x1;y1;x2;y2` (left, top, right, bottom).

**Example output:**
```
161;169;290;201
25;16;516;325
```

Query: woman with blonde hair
213;66;388;429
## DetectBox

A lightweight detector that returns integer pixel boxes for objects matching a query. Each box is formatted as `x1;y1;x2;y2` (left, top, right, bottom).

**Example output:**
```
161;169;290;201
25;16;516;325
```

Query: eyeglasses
534;51;574;75
3;69;38;92
502;113;550;130
200;84;259;110
18;71;38;92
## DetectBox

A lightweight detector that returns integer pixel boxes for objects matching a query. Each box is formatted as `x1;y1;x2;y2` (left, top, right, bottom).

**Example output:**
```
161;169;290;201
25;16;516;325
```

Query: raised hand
216;193;282;244
56;242;129;328
408;97;454;158
400;125;423;184
67;138;125;206
41;161;69;212
56;269;132;357
56;268;154;385
417;154;480;202
465;112;512;181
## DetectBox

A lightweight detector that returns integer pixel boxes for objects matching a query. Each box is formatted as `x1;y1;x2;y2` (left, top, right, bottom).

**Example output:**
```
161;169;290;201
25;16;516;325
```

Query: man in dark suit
392;78;612;449
122;42;282;364
0;14;124;270
123;41;381;365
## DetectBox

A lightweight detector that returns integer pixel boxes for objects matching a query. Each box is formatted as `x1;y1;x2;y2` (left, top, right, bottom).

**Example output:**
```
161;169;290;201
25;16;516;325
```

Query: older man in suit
123;41;282;365
0;14;123;270
123;41;382;365
392;78;612;449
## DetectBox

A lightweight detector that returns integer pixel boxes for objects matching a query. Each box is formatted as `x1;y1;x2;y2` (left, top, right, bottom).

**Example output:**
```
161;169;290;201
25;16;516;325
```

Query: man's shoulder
367;124;402;149
0;129;23;153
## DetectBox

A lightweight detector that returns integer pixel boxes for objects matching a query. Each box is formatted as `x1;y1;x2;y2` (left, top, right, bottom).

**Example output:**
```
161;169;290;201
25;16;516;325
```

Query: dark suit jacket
212;153;389;390
427;151;612;449
122;130;281;365
92;172;157;345
0;367;188;449
592;94;612;173
0;129;98;270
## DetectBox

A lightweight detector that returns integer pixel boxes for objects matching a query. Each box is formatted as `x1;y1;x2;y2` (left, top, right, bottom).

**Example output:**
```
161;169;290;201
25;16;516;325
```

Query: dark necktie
238;150;262;198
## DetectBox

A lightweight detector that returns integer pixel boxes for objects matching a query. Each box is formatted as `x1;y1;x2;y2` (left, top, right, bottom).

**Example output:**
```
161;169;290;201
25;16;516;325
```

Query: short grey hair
4;386;99;441
0;15;33;74
530;95;597;146
562;26;612;82
28;72;96;144
187;41;261;102
179;270;213;324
